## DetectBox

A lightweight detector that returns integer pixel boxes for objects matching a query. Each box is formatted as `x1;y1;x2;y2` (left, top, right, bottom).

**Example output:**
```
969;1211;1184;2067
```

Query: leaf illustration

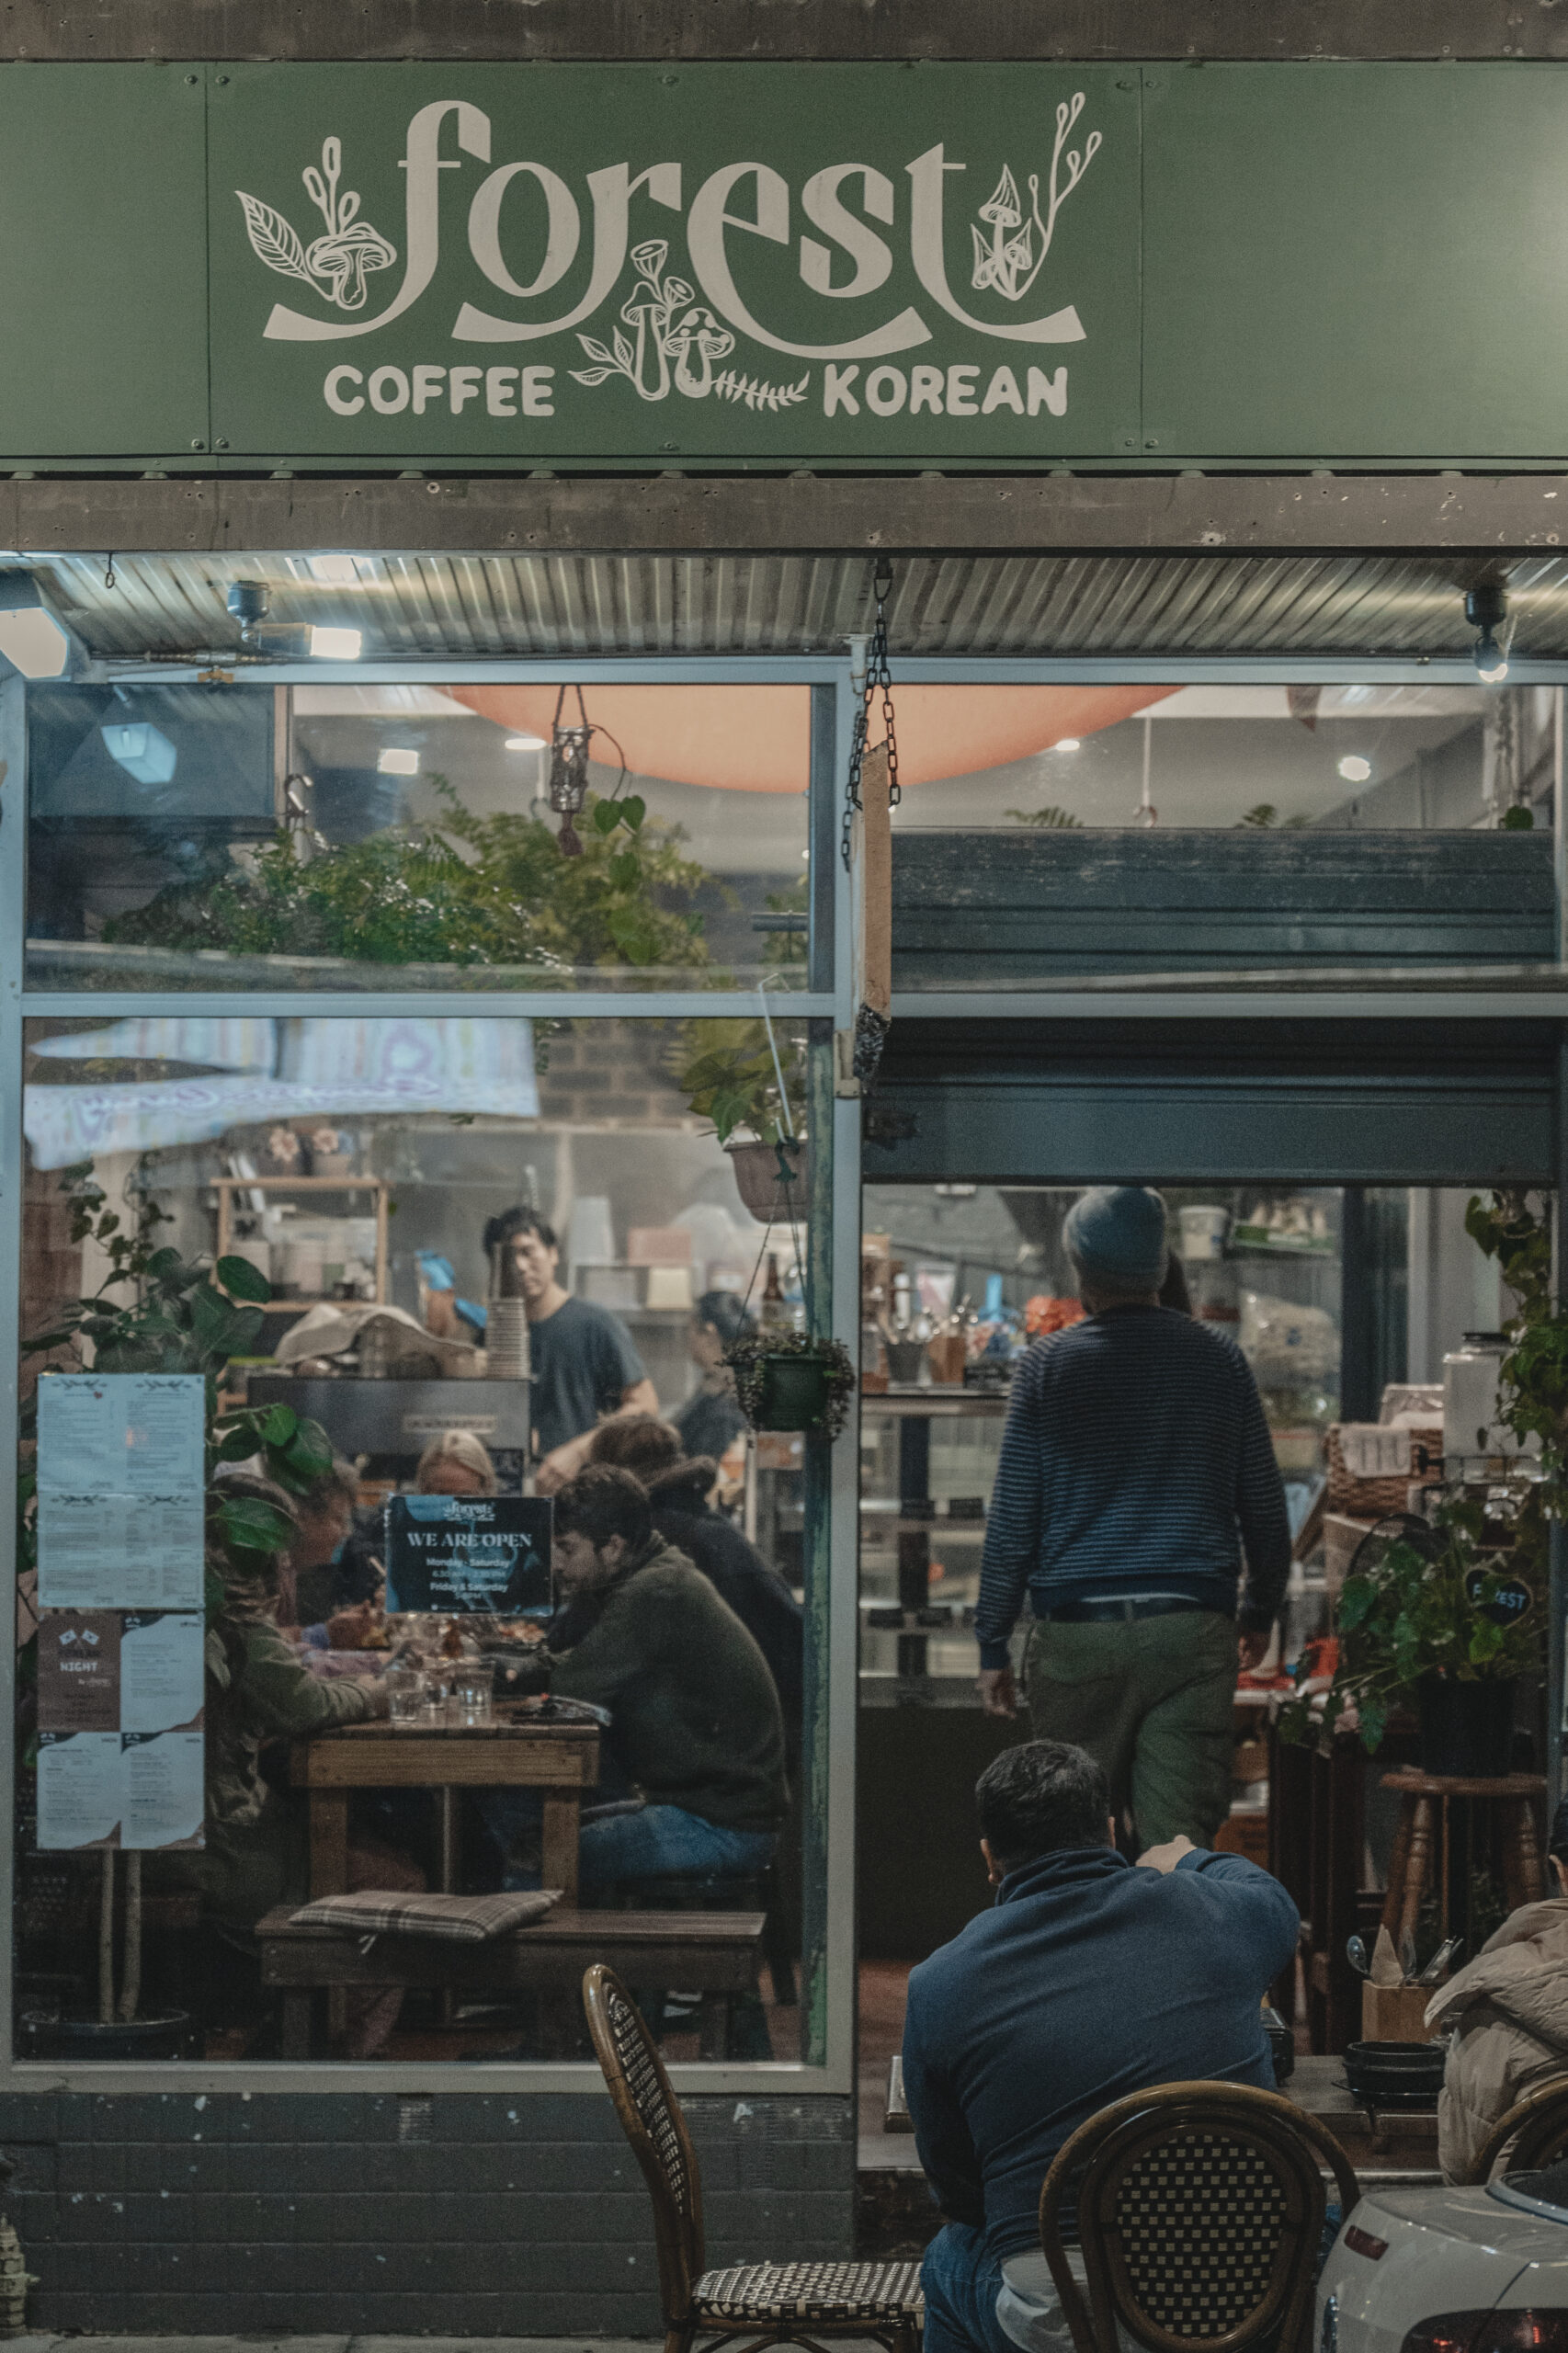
237;191;316;285
576;335;613;365
571;367;614;387
612;328;634;370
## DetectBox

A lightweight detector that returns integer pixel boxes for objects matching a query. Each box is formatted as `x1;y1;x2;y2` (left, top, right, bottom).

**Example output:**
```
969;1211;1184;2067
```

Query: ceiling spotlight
308;554;359;585
309;625;362;661
1054;736;1082;752
225;580;269;648
1466;584;1511;684
1336;755;1372;784
505;733;546;751
0;574;72;678
377;747;419;776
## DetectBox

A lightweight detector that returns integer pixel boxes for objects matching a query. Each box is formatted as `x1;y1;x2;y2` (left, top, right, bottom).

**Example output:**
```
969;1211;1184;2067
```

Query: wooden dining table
290;1707;601;1903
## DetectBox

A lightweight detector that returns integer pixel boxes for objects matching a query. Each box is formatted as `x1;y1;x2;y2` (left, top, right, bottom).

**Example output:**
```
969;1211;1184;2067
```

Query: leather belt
1039;1597;1210;1624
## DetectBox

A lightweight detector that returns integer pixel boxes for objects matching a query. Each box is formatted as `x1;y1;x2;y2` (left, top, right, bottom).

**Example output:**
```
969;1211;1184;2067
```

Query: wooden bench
257;1904;765;2060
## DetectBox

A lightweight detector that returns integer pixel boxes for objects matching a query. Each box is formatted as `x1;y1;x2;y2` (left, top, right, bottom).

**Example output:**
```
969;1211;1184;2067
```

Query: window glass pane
27;684;812;993
17;1014;819;2067
887;683;1551;987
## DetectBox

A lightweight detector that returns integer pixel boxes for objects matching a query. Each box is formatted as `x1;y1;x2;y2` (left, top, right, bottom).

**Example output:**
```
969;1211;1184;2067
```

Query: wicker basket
1325;1423;1443;1517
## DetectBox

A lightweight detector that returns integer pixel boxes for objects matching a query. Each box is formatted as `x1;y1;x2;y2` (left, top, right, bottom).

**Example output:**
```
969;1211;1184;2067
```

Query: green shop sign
6;62;1568;465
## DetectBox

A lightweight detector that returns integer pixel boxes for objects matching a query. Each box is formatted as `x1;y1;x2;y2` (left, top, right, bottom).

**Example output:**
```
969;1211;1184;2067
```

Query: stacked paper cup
488;1298;530;1381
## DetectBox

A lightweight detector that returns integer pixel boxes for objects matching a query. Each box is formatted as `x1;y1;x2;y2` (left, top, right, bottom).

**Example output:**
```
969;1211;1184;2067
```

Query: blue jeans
480;1790;775;1893
922;2223;1017;2353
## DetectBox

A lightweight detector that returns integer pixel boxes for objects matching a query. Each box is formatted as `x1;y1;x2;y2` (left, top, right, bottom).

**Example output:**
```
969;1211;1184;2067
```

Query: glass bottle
759;1252;789;1333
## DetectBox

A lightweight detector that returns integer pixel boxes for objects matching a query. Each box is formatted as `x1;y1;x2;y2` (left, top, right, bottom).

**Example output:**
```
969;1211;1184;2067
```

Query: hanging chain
841;561;898;870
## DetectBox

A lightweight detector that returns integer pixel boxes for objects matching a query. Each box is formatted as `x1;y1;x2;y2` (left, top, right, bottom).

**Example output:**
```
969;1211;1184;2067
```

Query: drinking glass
452;1665;493;1727
385;1663;424;1728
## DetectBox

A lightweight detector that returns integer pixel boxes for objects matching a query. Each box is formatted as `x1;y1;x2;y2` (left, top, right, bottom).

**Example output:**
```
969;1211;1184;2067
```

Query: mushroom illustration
307;219;397;310
669;307;736;400
619;282;676;402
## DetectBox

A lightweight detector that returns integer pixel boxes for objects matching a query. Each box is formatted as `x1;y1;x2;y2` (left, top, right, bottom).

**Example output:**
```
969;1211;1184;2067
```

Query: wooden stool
1380;1769;1545;1955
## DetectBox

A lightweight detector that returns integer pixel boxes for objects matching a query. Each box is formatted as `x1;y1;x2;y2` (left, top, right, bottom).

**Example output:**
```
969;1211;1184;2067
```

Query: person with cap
974;1186;1290;1854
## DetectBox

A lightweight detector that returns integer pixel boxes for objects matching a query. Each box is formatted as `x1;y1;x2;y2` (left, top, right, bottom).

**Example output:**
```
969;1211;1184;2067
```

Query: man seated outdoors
903;1739;1300;2353
483;1464;787;1893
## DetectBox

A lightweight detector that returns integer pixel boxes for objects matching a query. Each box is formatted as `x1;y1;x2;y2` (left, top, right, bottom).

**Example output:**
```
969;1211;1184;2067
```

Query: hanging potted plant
1281;1500;1540;1776
726;1324;856;1438
676;1017;809;1220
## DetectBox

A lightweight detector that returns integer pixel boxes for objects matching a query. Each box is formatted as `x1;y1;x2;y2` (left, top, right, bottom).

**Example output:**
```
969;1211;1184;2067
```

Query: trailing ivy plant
18;1158;338;1628
102;781;717;978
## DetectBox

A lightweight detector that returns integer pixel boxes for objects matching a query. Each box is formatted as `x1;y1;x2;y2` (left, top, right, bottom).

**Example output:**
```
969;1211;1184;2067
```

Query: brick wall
0;2089;854;2335
535;1020;697;1128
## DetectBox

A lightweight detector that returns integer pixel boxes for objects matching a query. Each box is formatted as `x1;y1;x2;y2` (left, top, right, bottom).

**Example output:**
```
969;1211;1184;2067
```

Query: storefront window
886;682;1553;987
16;1013;823;2068
27;683;813;994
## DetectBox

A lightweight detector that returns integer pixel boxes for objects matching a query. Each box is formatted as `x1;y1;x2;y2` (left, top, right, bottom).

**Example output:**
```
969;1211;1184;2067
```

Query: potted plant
1285;1500;1540;1775
17;1158;338;2053
676;1017;809;1220
726;1324;856;1437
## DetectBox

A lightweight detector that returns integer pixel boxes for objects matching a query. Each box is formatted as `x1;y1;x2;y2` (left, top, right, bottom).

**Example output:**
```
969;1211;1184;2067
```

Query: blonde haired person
415;1428;498;1496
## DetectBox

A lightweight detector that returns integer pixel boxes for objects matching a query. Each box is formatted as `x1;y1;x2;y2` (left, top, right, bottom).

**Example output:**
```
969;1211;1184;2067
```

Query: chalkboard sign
384;1495;553;1620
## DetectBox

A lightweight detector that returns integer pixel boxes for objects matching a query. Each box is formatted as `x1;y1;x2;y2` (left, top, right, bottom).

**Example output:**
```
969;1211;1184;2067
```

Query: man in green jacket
495;1464;787;1892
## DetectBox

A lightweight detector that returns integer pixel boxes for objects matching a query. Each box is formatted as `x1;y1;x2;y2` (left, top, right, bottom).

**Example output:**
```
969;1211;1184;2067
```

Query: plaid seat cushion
694;2260;925;2323
289;1890;561;1942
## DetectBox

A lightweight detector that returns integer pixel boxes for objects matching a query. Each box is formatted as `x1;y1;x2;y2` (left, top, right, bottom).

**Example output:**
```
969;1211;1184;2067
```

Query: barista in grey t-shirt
483;1207;657;1493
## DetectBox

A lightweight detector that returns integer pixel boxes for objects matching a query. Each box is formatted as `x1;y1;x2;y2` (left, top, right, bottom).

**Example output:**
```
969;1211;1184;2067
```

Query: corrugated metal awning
29;547;1568;664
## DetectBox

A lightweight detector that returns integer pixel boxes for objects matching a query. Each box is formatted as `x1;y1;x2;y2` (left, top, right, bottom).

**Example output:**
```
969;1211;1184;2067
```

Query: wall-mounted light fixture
1466;584;1511;684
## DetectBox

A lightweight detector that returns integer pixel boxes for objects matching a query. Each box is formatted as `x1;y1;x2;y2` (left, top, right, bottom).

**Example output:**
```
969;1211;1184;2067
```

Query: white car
1319;2179;1568;2353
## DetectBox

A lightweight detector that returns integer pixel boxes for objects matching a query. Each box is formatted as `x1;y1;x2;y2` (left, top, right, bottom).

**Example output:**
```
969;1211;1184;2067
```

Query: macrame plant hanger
841;562;900;1087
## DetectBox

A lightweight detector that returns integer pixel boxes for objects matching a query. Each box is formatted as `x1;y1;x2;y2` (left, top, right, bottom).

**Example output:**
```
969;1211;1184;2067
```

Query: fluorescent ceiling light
505;733;546;751
0;574;70;678
308;554;359;585
309;626;362;661
101;723;177;785
1336;755;1372;784
377;746;419;776
1054;736;1082;752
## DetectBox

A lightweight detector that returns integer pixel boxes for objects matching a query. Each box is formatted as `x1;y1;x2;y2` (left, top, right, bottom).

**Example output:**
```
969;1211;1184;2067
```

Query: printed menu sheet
36;1373;205;1608
35;1610;205;1850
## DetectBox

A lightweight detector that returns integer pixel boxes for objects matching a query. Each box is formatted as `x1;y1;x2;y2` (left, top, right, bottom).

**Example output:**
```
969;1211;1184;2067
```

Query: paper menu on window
36;1732;123;1850
37;1374;204;1496
119;1613;204;1734
120;1731;204;1849
36;1611;121;1733
36;1495;205;1608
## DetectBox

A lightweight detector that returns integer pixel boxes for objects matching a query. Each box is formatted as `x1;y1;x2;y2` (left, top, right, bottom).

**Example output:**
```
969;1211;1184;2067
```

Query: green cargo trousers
1022;1608;1236;1851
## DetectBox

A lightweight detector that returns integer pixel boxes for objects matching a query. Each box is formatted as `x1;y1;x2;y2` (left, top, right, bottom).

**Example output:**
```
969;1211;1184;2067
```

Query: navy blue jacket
901;1844;1301;2260
975;1306;1291;1665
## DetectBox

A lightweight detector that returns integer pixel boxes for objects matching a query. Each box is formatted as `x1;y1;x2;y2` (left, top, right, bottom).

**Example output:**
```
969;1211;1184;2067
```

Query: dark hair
553;1464;652;1555
1551;1796;1568;1864
695;1288;754;1350
975;1740;1111;1870
483;1204;557;1256
589;1415;683;1479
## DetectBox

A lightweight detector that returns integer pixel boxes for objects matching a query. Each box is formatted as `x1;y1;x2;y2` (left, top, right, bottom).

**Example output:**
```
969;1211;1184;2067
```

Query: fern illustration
710;370;811;414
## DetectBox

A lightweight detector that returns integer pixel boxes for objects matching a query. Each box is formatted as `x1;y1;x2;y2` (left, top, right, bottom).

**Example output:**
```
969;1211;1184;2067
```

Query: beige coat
1426;1895;1568;2181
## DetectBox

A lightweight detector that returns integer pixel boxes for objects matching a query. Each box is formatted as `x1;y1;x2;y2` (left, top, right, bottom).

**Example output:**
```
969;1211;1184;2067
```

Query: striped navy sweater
974;1304;1291;1667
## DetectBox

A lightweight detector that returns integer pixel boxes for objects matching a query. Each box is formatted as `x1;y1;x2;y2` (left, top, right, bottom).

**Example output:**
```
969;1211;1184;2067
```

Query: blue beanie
1062;1187;1168;1290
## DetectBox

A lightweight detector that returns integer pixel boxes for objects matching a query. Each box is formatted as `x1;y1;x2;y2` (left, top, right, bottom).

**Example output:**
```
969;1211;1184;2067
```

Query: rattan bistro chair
1039;2083;1359;2353
583;1964;923;2353
1461;2075;1568;2184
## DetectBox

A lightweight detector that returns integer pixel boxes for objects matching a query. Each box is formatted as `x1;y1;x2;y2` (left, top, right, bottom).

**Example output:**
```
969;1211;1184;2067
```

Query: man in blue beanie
973;1186;1290;1851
